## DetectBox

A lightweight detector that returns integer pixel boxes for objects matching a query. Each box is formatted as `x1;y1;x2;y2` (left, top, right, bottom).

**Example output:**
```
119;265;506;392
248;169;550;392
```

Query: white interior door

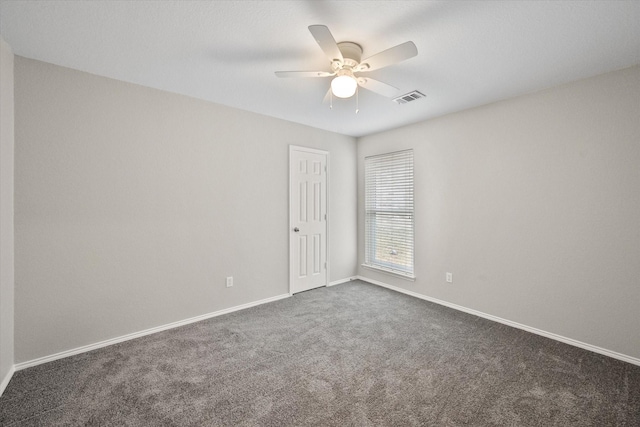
290;146;328;294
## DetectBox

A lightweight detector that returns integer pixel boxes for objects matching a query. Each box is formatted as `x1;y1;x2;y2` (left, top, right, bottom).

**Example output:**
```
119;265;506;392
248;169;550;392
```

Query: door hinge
324;165;327;173
324;213;327;220
324;262;327;269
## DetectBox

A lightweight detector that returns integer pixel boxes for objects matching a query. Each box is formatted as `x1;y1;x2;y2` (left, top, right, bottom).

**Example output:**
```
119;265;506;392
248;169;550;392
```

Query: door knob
293;227;300;232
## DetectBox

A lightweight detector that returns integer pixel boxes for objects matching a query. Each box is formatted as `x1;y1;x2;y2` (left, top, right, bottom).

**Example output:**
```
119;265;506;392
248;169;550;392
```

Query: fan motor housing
337;42;362;69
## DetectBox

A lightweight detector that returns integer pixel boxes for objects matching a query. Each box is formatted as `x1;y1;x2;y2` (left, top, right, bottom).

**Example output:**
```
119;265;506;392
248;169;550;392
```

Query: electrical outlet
226;276;233;287
446;272;453;283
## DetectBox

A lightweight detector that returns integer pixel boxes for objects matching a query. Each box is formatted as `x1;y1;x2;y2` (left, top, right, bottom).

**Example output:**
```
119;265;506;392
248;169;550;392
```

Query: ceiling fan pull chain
330;90;333;110
355;86;359;114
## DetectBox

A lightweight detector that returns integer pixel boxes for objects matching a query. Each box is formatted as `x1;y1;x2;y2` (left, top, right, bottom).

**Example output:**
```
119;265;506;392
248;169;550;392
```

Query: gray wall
357;65;640;360
14;57;357;363
11;54;639;366
0;37;15;387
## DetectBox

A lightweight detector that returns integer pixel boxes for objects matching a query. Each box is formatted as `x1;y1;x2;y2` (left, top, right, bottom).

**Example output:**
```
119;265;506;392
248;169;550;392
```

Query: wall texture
358;66;640;361
0;37;15;389
14;57;357;363
12;54;639;366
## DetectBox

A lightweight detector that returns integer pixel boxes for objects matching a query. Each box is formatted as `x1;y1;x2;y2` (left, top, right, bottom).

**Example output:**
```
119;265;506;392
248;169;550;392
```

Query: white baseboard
0;364;15;397
356;276;640;367
328;277;357;287
15;293;290;371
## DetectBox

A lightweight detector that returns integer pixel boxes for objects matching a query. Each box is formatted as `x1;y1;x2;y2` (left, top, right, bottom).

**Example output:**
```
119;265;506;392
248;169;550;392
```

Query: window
364;149;415;278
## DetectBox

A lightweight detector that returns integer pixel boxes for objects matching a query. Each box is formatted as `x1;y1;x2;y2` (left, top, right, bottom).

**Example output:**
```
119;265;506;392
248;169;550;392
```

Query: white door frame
289;145;329;295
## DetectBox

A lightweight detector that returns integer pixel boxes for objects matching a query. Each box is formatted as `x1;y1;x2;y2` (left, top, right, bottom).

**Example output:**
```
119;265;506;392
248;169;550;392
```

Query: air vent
393;90;426;104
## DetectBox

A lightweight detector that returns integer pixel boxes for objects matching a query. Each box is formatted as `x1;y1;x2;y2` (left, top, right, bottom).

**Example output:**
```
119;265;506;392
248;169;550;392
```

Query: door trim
289;145;330;295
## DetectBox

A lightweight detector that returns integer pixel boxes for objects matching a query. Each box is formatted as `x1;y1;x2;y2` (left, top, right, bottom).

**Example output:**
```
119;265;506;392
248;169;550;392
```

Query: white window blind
364;149;414;278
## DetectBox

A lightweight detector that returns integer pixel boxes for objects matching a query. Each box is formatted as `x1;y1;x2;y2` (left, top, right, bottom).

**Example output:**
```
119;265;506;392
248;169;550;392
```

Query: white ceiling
1;1;639;137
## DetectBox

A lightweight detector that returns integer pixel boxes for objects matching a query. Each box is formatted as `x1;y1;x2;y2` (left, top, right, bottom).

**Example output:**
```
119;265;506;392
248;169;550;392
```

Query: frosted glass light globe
331;75;358;98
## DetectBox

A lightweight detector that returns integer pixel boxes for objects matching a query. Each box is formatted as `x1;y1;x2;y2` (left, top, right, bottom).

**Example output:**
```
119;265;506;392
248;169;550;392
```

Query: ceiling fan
275;25;418;103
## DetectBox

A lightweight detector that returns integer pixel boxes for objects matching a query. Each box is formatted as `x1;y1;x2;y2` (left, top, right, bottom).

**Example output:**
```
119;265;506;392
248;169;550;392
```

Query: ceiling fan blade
275;71;334;78
308;25;344;64
357;77;400;98
357;41;418;72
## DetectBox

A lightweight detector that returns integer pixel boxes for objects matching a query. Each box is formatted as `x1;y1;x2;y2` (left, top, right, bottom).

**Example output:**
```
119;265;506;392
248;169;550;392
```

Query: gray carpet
1;280;639;426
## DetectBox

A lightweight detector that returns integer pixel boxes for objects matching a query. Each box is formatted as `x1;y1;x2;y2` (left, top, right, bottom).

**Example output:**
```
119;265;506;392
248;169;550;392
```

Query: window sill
361;264;416;281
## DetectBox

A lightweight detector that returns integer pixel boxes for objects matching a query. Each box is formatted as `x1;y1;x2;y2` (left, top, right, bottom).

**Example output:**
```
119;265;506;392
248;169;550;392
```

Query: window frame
363;149;415;280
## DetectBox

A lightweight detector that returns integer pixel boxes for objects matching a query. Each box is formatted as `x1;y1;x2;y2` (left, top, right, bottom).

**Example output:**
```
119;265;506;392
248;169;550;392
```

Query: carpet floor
1;280;639;426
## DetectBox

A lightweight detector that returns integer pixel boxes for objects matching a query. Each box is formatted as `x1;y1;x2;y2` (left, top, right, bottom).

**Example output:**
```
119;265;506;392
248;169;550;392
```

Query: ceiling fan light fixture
331;72;358;98
276;25;418;103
